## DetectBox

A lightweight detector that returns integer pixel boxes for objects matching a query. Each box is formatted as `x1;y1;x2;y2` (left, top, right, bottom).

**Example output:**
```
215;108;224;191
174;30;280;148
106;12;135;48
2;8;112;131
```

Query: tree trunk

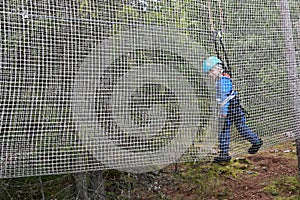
90;171;105;200
297;139;300;177
297;9;300;179
0;180;9;200
279;0;300;177
73;171;105;200
74;173;89;200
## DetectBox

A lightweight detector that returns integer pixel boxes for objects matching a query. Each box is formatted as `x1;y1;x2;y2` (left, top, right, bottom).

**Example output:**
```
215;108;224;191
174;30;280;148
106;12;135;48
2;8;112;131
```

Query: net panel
0;0;299;178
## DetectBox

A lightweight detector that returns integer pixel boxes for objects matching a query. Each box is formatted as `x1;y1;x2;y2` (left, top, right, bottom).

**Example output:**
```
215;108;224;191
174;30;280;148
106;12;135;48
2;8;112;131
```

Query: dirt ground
3;143;299;200
219;152;299;200
118;142;300;200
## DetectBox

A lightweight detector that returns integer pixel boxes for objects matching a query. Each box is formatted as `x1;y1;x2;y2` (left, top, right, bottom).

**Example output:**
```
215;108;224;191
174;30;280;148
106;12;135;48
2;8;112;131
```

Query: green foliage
1;0;300;179
0;175;75;200
111;0;299;139
176;159;254;197
263;176;300;199
113;0;208;36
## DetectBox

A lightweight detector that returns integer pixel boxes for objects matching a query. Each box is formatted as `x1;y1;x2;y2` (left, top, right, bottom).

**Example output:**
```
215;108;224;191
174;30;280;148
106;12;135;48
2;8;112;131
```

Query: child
202;56;263;163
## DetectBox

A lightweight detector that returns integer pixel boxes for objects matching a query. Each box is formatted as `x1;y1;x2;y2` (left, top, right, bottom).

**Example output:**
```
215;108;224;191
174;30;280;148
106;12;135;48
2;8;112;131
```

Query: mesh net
0;0;299;178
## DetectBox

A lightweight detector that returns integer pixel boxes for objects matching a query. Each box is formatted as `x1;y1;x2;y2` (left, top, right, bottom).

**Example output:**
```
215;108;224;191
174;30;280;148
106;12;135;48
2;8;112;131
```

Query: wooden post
279;0;300;177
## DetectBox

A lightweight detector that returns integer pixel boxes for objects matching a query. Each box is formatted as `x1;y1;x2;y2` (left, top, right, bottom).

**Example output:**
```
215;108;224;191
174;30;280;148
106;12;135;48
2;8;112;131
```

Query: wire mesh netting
0;0;299;178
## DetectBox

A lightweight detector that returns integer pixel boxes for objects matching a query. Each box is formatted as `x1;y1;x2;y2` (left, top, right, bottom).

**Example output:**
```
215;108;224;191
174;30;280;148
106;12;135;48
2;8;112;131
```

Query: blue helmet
202;56;223;73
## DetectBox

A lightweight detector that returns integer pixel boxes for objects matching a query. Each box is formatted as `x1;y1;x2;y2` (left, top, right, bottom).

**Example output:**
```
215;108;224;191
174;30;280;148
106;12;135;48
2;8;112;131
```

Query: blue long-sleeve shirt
216;76;236;115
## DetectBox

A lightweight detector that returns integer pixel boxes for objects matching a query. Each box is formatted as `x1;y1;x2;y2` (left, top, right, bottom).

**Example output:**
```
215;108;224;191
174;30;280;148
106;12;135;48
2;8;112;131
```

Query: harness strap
218;31;231;74
214;31;232;77
220;90;235;108
213;31;220;59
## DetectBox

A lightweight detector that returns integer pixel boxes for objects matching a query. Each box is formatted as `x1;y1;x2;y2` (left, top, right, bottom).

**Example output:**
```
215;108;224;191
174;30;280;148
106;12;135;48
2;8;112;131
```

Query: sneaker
248;139;263;154
213;155;232;163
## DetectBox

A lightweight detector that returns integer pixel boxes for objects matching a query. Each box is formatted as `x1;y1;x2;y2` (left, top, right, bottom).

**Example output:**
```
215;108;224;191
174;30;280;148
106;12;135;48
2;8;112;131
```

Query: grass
263;176;300;199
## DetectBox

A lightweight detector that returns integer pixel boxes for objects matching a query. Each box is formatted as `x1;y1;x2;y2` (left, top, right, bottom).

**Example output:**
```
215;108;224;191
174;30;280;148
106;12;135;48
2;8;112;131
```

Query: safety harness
214;31;232;77
220;90;235;108
214;31;237;109
214;36;250;116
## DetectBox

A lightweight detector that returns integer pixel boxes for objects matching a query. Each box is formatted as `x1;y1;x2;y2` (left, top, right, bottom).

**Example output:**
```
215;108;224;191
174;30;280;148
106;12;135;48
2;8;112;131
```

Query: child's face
208;66;222;79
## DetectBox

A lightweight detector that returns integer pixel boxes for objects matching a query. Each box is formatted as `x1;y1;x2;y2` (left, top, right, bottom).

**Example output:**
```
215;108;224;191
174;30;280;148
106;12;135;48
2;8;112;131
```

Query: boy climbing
202;56;263;163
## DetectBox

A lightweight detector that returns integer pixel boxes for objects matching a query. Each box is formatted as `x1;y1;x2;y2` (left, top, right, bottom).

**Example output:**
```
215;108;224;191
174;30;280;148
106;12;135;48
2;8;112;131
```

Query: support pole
279;0;300;177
